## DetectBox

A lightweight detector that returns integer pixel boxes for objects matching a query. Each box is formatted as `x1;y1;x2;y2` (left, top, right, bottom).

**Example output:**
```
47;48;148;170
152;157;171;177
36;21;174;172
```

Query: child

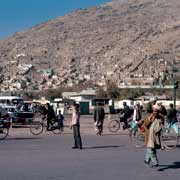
56;110;64;130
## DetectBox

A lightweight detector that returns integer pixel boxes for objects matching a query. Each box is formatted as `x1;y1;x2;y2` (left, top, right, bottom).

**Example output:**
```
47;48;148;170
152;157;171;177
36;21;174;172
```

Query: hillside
0;0;180;92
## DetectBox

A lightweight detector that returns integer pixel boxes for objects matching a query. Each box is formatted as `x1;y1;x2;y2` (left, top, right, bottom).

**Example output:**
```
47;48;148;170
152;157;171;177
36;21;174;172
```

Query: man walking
93;102;105;135
144;105;164;167
165;103;179;136
130;102;142;137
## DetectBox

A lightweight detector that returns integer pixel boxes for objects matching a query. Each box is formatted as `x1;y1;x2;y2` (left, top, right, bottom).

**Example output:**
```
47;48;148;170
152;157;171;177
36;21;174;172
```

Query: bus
0;96;23;106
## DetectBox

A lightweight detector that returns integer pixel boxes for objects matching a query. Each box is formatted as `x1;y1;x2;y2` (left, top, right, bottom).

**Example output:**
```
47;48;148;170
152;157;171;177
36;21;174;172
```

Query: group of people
42;99;179;164
92;98;179;167
43;103;64;131
45;102;82;149
93;101;133;135
133;98;179;167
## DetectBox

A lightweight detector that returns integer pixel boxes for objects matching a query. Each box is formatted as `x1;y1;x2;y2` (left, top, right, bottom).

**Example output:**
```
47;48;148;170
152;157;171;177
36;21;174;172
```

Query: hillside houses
18;64;33;75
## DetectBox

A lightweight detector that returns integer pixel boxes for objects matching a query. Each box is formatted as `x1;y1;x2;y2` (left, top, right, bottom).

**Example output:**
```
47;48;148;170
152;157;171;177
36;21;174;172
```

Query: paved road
0;127;180;180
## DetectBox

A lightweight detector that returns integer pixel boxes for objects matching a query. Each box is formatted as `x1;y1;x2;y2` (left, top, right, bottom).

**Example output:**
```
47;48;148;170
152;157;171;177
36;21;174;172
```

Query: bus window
0;99;6;104
12;99;23;105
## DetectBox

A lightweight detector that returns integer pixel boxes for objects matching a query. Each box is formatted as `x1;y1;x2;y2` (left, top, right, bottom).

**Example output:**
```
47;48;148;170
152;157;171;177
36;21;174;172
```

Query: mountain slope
0;0;180;91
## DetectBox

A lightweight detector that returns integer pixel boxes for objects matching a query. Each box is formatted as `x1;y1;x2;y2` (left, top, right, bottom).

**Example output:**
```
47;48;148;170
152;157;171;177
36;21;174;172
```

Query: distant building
39;69;53;78
62;89;96;103
15;53;25;59
18;64;33;75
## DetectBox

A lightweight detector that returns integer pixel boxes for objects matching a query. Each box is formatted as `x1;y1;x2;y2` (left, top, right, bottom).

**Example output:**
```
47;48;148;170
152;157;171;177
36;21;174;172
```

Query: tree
44;88;62;100
96;87;107;98
106;81;120;99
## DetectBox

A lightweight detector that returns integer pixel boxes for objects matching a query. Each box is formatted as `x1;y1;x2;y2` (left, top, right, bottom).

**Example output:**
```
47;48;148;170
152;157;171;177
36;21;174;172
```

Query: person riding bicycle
165;103;179;136
120;102;132;129
45;103;56;131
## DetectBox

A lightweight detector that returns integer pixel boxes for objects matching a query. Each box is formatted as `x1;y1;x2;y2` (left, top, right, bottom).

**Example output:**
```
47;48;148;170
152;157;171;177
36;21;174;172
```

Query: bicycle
41;116;63;134
29;120;44;135
0;118;11;140
108;115;132;133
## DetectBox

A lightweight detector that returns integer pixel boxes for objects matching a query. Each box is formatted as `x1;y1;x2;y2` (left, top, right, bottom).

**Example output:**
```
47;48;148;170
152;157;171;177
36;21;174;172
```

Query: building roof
62;89;96;98
136;95;170;101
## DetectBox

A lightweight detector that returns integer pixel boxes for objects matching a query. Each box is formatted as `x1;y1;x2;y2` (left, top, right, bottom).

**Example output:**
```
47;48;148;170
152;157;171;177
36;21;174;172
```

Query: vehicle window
0;99;7;104
7;100;11;105
12;99;23;104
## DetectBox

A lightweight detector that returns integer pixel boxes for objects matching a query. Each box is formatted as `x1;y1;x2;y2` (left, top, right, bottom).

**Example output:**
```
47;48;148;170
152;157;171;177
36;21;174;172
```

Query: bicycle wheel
52;128;63;134
30;122;43;135
52;122;63;134
108;120;120;133
0;127;9;140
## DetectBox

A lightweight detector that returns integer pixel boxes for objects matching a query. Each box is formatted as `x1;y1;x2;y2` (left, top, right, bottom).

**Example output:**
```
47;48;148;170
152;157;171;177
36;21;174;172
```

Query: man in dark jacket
120;102;131;129
94;102;105;135
165;103;179;135
45;103;56;130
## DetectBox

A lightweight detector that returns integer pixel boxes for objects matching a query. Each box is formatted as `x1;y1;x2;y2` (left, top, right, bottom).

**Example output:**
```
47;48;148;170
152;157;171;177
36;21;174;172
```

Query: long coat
93;106;105;124
147;118;164;149
143;115;153;145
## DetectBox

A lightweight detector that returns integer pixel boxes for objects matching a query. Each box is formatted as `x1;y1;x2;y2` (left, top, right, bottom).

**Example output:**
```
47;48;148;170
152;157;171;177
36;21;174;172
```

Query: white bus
0;96;23;106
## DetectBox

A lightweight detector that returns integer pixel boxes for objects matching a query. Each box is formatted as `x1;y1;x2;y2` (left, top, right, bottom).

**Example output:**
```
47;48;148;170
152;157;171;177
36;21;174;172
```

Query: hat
153;104;161;111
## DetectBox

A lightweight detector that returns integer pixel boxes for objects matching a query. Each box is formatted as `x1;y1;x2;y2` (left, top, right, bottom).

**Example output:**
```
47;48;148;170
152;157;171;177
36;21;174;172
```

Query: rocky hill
0;0;180;92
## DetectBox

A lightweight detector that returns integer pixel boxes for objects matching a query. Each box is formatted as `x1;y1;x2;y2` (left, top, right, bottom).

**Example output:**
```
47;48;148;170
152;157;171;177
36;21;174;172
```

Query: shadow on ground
102;133;129;136
84;145;124;149
158;162;180;171
4;137;43;141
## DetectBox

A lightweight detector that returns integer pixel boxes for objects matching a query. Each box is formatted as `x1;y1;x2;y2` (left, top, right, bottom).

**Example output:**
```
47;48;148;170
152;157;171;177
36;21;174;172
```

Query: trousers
145;147;158;165
73;125;82;148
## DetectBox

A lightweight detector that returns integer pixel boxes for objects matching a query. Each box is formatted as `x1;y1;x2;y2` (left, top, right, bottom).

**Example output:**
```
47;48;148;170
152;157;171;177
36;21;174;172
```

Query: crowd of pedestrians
2;97;178;166
136;99;179;167
90;98;179;168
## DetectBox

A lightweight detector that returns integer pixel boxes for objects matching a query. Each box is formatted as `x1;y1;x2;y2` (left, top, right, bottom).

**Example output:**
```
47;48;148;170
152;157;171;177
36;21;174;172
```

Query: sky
0;0;111;39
